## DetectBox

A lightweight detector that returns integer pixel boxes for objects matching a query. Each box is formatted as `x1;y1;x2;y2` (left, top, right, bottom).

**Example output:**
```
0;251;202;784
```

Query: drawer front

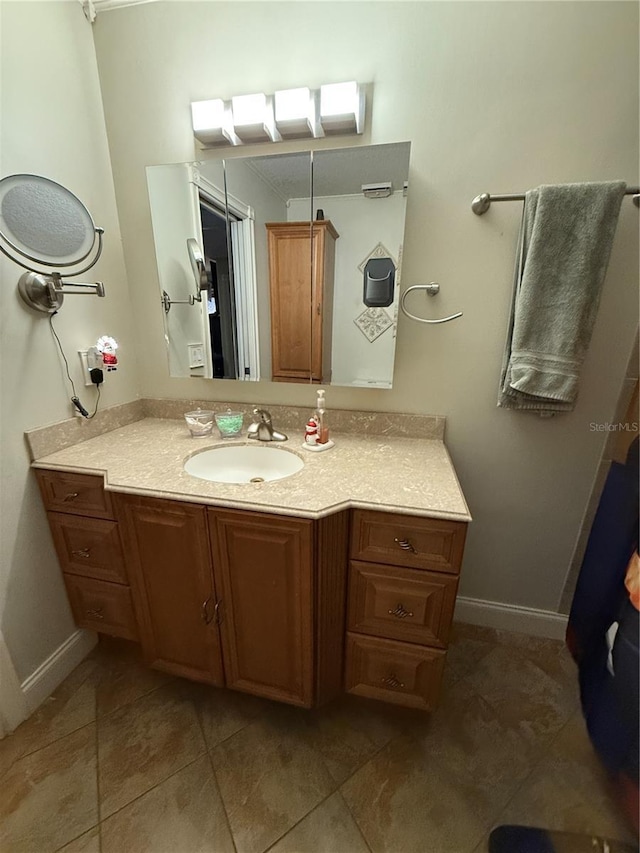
345;632;445;711
64;574;138;640
49;513;127;584
351;510;466;574
348;561;458;648
36;469;113;519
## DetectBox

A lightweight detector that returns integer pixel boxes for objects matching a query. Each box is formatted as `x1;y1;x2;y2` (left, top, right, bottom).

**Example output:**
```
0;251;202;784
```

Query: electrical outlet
78;350;92;386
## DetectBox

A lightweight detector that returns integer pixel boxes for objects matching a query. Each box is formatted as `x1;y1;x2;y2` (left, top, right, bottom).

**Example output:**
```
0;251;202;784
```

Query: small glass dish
215;409;244;439
184;408;214;437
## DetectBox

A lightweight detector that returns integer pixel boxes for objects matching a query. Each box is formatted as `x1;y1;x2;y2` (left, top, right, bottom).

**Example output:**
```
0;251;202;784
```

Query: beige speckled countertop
32;418;471;522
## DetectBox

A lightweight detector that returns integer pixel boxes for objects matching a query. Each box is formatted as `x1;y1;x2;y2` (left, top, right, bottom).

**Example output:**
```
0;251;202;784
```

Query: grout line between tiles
330;730;410;853
97;753;206;830
95;686;102;853
261;789;339;853
52;825;100;853
8;718;96;767
95;674;177;722
204;748;238;853
334;789;374;853
193;699;238;853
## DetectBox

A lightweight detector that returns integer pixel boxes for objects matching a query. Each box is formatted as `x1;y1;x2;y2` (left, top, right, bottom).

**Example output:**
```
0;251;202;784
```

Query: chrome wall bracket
400;283;463;325
18;272;105;314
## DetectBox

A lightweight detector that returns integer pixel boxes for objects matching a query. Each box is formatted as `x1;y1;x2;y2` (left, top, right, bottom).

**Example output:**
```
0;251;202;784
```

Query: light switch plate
188;343;205;369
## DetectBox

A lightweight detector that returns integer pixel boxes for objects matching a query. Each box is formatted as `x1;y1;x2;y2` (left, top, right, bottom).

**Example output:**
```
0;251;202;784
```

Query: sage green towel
498;181;626;413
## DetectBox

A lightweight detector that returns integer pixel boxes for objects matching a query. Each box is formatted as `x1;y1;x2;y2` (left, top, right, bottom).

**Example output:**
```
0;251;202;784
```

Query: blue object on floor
489;825;555;852
488;825;639;852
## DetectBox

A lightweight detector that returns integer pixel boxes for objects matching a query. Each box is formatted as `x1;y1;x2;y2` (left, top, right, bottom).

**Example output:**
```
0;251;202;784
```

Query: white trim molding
20;630;97;714
82;0;158;23
454;596;569;641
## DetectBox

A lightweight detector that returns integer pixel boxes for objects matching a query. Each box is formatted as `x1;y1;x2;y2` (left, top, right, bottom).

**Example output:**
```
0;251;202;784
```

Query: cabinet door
267;223;313;381
117;495;224;686
209;508;314;707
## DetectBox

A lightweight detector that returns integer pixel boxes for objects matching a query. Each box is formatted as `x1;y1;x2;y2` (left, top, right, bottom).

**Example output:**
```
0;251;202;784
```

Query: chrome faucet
247;408;288;442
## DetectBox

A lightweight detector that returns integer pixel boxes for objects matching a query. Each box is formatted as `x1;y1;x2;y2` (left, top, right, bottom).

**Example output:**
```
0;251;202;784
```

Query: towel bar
400;283;463;325
471;187;640;215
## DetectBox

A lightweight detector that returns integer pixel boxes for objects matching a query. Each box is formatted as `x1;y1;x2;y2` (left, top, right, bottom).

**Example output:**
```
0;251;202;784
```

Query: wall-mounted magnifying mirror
146;141;410;387
0;173;106;313
187;238;209;295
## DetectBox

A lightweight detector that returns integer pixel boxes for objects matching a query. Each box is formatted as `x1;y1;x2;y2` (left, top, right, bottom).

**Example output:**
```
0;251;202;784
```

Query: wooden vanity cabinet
115;494;225;687
38;469;468;713
36;469;138;641
266;221;338;384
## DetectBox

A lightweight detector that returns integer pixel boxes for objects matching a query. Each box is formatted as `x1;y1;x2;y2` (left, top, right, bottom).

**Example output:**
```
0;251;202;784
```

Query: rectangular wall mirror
146;141;410;388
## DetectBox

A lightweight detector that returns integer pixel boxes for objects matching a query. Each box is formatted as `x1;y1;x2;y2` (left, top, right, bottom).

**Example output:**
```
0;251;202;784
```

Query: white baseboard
21;630;98;714
454;596;568;640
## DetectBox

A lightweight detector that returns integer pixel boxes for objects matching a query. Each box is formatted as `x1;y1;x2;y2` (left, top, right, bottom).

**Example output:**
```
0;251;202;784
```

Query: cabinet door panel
117;495;224;685
209;509;314;707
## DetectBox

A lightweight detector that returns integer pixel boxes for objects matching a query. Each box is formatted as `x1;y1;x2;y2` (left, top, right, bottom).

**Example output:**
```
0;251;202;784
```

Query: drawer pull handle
86;607;104;620
63;492;80;502
71;548;91;559
382;674;405;689
214;600;223;625
388;603;414;619
394;537;417;554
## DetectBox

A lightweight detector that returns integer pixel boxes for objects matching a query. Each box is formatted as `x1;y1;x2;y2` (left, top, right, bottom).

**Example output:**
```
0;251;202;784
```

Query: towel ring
400;283;463;324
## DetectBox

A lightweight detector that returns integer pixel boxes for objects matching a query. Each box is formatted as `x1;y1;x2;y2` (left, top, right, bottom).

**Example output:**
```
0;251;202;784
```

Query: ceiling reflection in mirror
146;141;410;388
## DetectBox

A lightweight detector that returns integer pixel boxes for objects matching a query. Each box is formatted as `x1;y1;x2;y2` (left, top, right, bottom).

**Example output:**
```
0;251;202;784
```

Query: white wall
0;2;138;681
289;193;407;387
92;1;639;614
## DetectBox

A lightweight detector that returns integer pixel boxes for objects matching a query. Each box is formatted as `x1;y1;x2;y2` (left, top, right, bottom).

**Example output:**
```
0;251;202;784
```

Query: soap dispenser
302;389;334;452
316;389;329;444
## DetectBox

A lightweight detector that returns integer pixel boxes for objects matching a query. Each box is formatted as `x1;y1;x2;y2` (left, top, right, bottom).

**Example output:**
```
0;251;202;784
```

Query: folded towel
498;181;626;413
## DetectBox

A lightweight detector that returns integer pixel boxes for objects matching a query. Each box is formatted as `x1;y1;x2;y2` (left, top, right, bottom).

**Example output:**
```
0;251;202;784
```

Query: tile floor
0;624;635;853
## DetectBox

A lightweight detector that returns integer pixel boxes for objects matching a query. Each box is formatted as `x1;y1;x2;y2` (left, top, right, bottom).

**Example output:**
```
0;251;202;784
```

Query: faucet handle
253;408;272;424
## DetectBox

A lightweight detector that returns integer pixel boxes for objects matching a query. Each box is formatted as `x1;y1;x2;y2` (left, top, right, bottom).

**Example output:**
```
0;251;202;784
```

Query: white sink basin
184;444;304;484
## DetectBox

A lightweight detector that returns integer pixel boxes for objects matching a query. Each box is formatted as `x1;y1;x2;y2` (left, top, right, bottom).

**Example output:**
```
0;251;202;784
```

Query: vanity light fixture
319;81;364;135
274;87;316;138
231;93;279;143
191;81;367;147
190;99;237;146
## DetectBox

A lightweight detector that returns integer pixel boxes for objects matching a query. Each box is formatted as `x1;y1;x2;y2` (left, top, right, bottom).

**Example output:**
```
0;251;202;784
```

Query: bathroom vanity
32;416;470;712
